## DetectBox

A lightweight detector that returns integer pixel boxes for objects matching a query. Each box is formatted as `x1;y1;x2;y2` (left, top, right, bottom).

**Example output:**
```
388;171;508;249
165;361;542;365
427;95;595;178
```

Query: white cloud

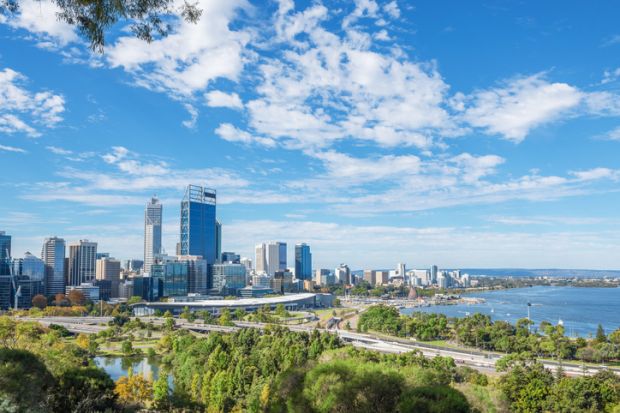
0;144;27;153
571;167;620;181
383;1;400;19
4;0;78;46
224;219;620;269
241;2;455;150
599;126;620;141
106;0;252;98
0;67;65;137
205;90;243;109
458;74;583;142
215;123;276;147
181;103;199;129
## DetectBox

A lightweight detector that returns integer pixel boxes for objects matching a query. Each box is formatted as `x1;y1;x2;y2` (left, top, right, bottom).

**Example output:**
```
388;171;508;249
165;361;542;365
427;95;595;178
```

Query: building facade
294;243;312;280
96;257;121;298
0;231;11;275
68;240;97;286
42;237;65;296
180;185;217;267
144;197;162;275
212;263;247;296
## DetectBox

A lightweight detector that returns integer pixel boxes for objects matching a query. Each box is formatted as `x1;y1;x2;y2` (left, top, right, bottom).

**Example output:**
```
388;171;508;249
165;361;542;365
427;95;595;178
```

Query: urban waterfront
403;286;620;337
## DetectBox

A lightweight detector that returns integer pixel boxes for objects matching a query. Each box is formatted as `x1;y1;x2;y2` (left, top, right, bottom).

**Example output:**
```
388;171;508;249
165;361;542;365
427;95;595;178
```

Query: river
402;286;620;337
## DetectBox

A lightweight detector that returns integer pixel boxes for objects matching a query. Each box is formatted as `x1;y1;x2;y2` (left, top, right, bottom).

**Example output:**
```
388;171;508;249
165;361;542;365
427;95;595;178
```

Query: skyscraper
0;231;11;275
295;243;312;280
179;255;209;294
96;256;121;297
180;185;217;265
430;265;438;284
144;196;163;275
255;243;267;274
215;220;222;263
68;240;97;286
265;241;286;276
42;237;65;296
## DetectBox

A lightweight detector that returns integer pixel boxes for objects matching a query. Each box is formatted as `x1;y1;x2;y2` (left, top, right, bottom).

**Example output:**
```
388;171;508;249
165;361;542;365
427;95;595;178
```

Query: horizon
2;1;620;269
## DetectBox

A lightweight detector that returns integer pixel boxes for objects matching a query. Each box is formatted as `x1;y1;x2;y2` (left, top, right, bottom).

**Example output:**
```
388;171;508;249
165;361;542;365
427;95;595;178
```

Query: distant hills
350;268;620;278
461;268;620;278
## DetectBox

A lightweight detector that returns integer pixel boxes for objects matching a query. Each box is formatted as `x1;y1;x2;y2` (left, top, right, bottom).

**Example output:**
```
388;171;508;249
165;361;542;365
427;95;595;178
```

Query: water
402;286;620;337
94;356;166;382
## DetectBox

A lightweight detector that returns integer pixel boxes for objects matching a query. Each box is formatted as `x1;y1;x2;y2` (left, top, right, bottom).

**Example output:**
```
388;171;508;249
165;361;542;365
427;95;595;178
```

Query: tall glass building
295;243;312;280
144;196;162;275
42;237;65;296
180;185;217;265
0;231;11;275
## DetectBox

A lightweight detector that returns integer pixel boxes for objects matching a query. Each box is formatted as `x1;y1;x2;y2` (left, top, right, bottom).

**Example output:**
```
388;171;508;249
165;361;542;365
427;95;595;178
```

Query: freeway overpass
21;316;614;377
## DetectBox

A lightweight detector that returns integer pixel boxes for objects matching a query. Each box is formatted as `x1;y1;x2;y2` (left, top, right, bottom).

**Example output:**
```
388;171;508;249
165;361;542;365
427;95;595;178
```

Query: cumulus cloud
205;90;243;109
4;0;78;46
457;74;583;142
215;123;276;147
0;67;65;137
106;0;252;98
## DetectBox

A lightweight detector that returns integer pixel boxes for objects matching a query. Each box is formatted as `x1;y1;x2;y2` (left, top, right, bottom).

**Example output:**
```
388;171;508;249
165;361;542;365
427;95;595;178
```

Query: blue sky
1;0;620;269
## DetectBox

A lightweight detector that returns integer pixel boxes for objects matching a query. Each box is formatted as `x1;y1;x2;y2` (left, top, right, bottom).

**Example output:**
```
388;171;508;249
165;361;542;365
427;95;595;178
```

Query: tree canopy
0;0;202;51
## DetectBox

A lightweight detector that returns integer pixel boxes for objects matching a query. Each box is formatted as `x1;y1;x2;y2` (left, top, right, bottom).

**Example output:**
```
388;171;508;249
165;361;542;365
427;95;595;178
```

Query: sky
1;0;620;270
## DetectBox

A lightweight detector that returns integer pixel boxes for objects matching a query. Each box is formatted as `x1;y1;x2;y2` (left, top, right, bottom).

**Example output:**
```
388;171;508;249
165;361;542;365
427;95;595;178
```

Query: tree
0;0;202;52
115;373;153;407
596;324;607;344
54;293;69;307
152;374;170;410
31;294;47;310
219;309;233;326
122;340;134;355
0;348;55;412
67;289;86;306
48;367;117;412
127;296;142;305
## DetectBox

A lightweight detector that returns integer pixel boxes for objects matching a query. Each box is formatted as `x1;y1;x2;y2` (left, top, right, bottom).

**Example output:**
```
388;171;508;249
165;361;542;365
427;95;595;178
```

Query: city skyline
2;1;620;269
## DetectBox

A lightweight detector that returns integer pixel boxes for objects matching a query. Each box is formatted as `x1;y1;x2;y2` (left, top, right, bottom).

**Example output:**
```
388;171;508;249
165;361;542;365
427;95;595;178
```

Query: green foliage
162;325;343;411
121;339;133;355
357;305;450;340
48;367;117;412
127;295;143;305
0;348;54;412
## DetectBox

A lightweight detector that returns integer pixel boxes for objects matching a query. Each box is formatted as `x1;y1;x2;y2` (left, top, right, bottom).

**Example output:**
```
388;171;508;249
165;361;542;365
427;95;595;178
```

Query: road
21;316;614;377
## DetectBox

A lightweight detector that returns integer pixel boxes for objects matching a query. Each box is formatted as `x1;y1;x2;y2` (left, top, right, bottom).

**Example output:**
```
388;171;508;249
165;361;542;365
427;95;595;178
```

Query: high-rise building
430;265;438;284
0;231;11;275
12;252;46;305
144;196;163;275
363;269;376;285
96;257;121;297
240;257;252;271
178;255;209;294
212;263;247;296
335;263;351;285
215;220;222;263
221;251;240;264
265;241;286;276
294;243;312;280
124;259;144;272
375;271;389;286
255;243;267;274
68;240;97;286
180;185;217;266
42;237;65;297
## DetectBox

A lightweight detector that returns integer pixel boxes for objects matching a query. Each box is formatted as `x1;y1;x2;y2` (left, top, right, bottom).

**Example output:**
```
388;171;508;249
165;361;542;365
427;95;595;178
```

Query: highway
21;316;614;377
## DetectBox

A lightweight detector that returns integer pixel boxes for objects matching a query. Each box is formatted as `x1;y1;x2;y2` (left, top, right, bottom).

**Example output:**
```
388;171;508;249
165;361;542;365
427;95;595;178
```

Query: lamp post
527;302;532;334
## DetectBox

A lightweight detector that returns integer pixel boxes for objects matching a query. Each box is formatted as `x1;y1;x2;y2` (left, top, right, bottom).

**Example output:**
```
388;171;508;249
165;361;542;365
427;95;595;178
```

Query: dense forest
2;315;620;412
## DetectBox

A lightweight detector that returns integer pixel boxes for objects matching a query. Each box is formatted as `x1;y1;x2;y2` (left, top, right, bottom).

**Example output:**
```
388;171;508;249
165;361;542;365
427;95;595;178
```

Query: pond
94;355;171;384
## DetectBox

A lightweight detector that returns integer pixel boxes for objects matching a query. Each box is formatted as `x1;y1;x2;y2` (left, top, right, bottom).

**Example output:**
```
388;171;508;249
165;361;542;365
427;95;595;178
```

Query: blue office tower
180;185;217;267
0;231;11;275
295;243;312;280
